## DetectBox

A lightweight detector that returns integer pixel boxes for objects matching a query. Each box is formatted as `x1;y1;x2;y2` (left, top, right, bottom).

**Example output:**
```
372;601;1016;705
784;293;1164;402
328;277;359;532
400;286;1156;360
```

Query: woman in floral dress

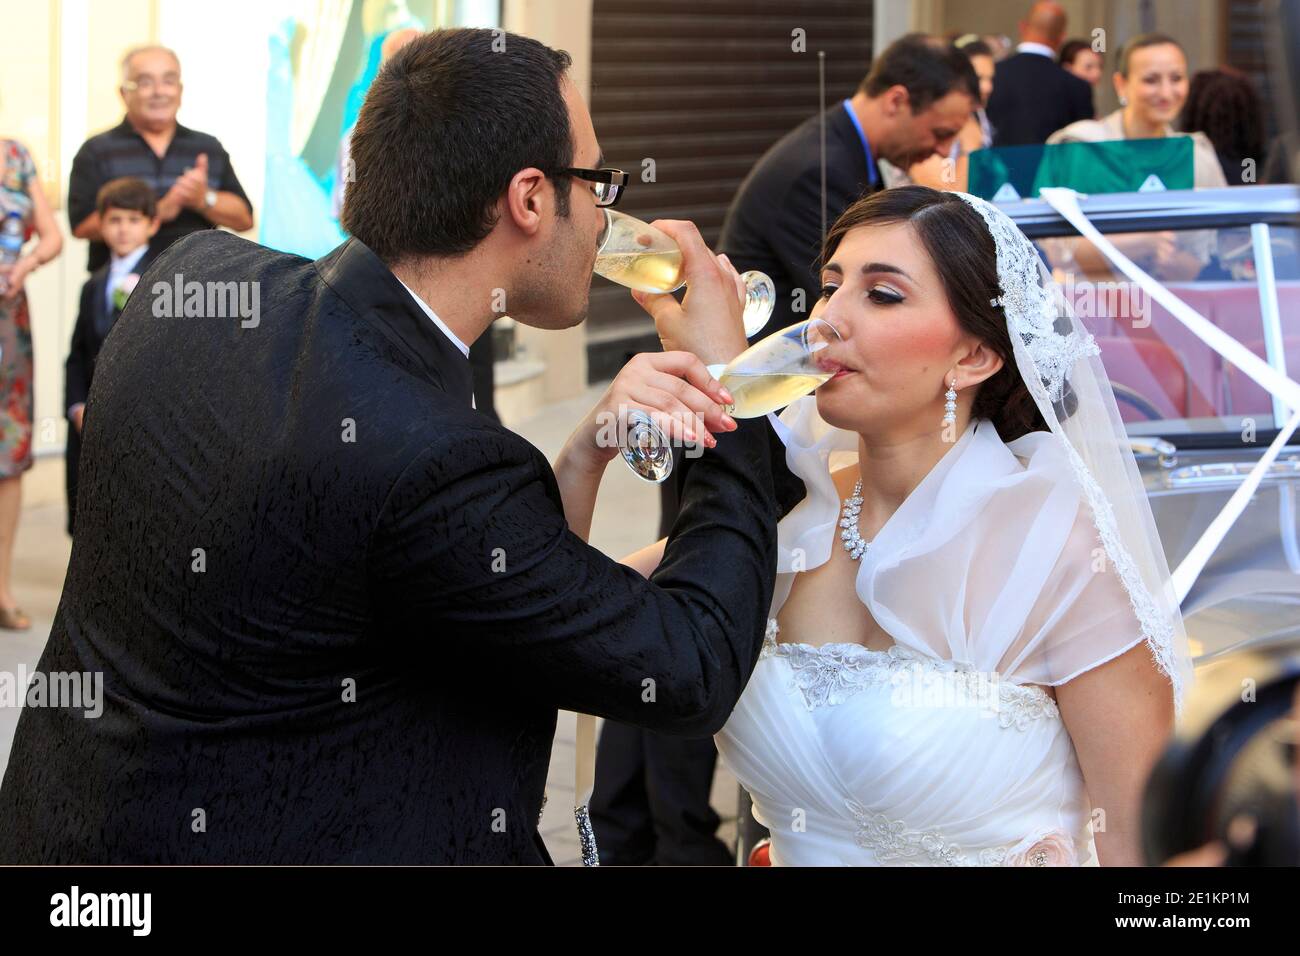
0;139;62;629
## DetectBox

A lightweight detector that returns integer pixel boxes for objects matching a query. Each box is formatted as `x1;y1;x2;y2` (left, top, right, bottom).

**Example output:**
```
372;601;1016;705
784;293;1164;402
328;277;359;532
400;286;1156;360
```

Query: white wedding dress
718;619;1089;865
712;395;1167;867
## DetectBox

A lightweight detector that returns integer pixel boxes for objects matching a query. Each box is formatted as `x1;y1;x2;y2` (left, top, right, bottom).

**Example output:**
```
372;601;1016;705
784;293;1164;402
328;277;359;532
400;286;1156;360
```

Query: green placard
967;137;1195;201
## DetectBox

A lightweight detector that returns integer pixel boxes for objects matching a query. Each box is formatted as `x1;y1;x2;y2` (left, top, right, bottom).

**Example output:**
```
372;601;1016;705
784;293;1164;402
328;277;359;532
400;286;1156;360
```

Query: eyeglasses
558;167;629;208
122;75;181;93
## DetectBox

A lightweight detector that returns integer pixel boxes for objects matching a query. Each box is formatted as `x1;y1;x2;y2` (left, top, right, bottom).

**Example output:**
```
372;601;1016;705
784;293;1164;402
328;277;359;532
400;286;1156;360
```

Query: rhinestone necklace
840;479;871;560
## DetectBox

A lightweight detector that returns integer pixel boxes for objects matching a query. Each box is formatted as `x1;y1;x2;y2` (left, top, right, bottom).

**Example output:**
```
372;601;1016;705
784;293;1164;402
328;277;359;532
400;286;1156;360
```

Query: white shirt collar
1017;41;1057;59
395;277;471;359
106;245;148;312
109;244;148;276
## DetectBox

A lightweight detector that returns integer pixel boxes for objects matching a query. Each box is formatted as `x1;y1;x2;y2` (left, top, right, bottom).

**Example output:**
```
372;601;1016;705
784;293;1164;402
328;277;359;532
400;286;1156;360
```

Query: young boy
65;177;159;535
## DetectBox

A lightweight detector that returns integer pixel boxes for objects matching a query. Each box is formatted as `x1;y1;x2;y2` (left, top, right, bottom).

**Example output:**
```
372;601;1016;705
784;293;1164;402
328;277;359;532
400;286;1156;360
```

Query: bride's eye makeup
819;283;840;300
868;285;904;305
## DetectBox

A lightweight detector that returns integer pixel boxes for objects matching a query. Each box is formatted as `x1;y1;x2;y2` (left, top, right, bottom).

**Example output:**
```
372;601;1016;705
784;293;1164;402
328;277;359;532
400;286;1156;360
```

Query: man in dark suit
985;1;1094;146
65;178;159;535
719;33;977;343
0;29;803;864
588;33;977;866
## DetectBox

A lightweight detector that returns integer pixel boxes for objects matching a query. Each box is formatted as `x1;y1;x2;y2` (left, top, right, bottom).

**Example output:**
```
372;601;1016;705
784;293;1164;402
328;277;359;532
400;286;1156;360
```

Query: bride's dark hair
819;185;1053;442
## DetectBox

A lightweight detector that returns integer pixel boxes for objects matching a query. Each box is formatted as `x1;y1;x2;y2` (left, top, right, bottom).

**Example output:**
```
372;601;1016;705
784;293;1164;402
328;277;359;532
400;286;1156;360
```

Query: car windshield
1010;201;1299;447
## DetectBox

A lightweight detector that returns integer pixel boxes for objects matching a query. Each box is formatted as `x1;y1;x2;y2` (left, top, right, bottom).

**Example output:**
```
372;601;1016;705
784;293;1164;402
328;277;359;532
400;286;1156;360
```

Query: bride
614;185;1194;866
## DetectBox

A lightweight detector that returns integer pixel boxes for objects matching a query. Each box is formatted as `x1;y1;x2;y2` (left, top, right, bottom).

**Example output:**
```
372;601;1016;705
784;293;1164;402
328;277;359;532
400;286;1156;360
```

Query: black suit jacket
719;105;881;341
64;247;159;536
986;52;1094;147
66;247;159;412
0;231;804;864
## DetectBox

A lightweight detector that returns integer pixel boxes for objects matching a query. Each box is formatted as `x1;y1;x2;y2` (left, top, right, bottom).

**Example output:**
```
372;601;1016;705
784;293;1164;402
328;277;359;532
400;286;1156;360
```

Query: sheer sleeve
859;425;1174;700
995;496;1169;692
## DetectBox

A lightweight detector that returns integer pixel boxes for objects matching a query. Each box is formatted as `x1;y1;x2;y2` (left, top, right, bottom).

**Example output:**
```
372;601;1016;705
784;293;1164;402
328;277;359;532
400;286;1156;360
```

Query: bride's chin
814;387;864;432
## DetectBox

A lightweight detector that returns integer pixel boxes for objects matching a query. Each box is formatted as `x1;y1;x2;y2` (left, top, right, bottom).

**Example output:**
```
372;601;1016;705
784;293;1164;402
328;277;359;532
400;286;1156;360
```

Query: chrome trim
1129;436;1179;468
1282;484;1300;574
1250;222;1291;429
1000;183;1300;238
1167;458;1300;487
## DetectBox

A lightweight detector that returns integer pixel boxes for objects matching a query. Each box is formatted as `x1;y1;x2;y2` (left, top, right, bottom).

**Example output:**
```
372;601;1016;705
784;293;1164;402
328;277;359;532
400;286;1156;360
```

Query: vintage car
737;181;1300;865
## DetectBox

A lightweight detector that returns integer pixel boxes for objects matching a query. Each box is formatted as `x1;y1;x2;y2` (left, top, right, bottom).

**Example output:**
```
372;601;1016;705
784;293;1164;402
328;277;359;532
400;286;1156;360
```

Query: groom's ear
502;167;549;237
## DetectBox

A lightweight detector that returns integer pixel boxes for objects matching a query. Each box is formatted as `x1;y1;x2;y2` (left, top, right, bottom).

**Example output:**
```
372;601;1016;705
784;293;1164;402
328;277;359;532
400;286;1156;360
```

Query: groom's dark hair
342;28;574;265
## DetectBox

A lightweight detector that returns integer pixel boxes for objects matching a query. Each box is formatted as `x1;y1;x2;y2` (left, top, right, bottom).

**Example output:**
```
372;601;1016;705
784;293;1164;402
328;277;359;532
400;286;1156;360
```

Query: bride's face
810;220;989;437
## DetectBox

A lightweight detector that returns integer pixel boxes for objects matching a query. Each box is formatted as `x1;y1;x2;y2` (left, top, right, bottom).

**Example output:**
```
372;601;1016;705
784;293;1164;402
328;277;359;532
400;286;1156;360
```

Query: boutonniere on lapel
112;273;140;312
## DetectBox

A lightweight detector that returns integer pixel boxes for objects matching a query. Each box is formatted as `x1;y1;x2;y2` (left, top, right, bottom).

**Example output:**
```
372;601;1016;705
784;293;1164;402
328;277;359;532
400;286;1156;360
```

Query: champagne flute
715;317;841;419
617;317;841;483
594;209;779;482
594;209;775;337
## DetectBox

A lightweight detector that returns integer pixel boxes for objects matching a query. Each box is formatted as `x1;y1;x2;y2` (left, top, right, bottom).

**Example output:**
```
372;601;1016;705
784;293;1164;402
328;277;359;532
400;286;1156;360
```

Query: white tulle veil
959;189;1194;711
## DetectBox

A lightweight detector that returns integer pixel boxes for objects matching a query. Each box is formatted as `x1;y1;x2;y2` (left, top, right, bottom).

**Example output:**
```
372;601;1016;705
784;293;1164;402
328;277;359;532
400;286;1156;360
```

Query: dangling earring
942;377;957;427
1118;94;1128;107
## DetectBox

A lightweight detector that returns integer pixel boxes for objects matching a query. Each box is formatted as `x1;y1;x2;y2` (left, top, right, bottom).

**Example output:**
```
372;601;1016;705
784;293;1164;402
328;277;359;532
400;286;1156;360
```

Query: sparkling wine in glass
594;209;776;337
716;317;841;419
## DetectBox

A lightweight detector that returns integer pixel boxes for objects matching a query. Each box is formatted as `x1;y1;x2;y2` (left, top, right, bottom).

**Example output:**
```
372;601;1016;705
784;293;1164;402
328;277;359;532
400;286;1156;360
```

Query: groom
0;29;804;864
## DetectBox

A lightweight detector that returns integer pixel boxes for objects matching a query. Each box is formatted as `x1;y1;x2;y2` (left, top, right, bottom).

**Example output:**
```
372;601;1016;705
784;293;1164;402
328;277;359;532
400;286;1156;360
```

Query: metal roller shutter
586;0;874;381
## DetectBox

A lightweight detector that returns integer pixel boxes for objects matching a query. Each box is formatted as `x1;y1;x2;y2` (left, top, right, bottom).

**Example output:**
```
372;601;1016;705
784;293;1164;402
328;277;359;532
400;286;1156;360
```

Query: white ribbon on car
1038;187;1300;605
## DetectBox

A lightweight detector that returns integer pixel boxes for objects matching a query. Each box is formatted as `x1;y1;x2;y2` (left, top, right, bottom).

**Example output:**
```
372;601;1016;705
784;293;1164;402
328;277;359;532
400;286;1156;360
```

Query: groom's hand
630;220;748;366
